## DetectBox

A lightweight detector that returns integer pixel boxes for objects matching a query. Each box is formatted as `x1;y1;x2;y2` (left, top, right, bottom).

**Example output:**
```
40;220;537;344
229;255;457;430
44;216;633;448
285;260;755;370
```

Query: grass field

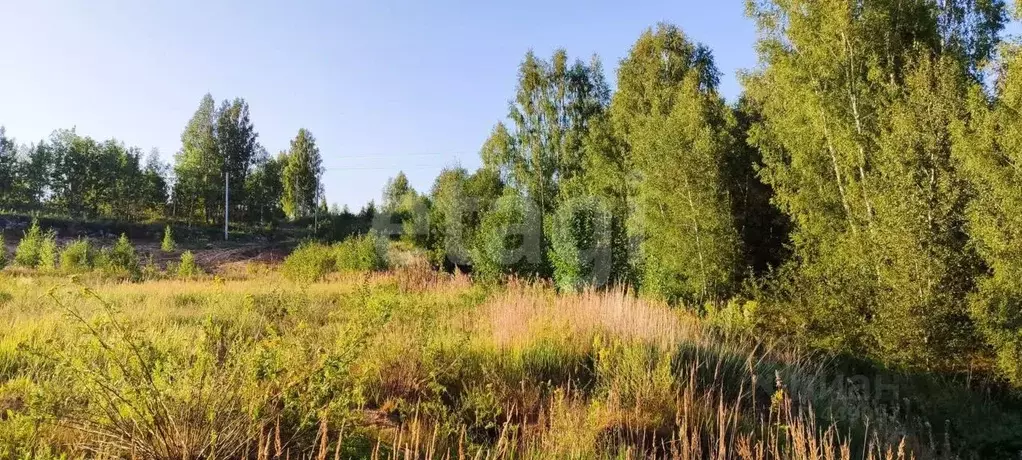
0;262;1018;459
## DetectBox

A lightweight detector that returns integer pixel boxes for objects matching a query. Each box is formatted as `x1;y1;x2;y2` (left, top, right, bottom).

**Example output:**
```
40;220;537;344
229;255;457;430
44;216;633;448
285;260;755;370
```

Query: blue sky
0;1;757;210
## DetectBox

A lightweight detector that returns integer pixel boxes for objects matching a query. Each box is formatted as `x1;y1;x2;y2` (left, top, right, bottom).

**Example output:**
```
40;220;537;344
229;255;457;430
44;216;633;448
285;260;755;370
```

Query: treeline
381;1;1022;386
0;94;328;225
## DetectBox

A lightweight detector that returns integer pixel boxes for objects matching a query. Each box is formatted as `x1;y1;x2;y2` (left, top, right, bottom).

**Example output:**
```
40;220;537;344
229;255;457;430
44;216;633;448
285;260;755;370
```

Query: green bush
282;243;335;282
14;219;42;267
177;251;202;278
334;233;387;272
161;225;175;253
37;231;57;271
472;193;543;281
107;234;139;274
549;197;614;292
60;239;94;272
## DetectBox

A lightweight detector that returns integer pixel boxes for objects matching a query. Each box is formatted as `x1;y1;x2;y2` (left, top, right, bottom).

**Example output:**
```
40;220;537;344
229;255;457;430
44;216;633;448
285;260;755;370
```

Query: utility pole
224;170;229;241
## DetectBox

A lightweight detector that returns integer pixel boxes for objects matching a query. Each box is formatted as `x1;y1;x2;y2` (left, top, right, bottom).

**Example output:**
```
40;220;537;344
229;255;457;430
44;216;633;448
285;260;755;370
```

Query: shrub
177;251;202;278
472;193;544;281
0;234;7;269
549;197;614;292
141;255;162;280
108;234;139;274
14;219;42;267
60;239;94;272
334;233;387;272
38;231;57;271
161;225;175;253
282;243;335;282
92;248;112;272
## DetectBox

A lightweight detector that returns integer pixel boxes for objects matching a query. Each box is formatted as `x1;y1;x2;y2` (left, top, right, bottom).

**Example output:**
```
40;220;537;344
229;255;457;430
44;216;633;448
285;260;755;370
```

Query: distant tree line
0;93;327;226
379;1;1022;386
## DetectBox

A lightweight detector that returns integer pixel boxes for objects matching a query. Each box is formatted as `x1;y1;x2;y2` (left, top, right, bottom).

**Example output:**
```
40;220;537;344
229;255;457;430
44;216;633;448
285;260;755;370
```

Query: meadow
1;250;1019;460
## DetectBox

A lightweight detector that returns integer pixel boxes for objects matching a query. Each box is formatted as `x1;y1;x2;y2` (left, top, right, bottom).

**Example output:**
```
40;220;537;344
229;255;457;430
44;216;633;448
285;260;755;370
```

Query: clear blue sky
0;1;756;210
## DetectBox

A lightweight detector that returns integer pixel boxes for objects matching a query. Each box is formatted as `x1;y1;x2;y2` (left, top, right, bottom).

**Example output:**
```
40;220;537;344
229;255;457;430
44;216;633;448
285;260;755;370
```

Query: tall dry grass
0;270;951;458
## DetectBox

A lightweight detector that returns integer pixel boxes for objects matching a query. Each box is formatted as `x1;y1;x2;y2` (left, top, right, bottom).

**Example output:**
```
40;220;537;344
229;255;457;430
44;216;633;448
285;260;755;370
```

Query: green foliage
107;233;139;274
48;130;168;220
472;192;543;281
0;234;6;269
283;235;387;282
334;234;388;273
14;219;42;267
549;197;614;292
954;43;1022;384
0;128;17;208
378;172;431;248
172;95;260;225
244;153;285;224
282;242;335;282
176;251;202;278
161;225;175;252
37;231;57;271
383;171;412;213
742;0;1004;371
60;239;94;272
428;167;472;267
3;3;1022;408
281;129;323;220
428;167;505;269
398;193;430;247
613;25;741;303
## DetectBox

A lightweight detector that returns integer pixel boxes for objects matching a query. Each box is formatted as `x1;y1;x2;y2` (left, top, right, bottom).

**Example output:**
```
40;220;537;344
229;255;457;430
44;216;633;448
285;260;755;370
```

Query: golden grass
483;283;698;351
0;269;934;459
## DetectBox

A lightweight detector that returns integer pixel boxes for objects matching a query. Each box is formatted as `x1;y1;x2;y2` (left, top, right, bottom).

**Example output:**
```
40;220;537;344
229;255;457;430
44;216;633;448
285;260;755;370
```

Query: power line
325;151;463;160
323;164;461;171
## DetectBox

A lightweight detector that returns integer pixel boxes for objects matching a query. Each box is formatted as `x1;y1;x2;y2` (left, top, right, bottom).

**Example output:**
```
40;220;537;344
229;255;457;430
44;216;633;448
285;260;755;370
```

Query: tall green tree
140;150;170;218
0;127;18;207
429;167;472;266
482;50;612;276
245;148;285;224
50;130;96;217
17;141;55;208
954;41;1022;384
174;94;219;223
382;171;412;212
484;50;610;210
216;98;258;221
281;129;323;220
744;0;1005;369
611;24;741;303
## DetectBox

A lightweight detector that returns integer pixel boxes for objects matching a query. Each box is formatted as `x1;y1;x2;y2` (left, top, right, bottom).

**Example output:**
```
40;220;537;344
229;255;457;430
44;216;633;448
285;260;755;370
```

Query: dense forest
4;0;1022;391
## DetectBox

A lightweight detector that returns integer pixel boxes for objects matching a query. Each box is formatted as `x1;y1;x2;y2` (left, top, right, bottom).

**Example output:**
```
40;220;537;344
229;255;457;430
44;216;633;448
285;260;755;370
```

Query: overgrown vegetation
4;1;1022;456
1;269;1018;458
37;230;57;271
282;234;388;282
60;239;94;272
13;219;42;267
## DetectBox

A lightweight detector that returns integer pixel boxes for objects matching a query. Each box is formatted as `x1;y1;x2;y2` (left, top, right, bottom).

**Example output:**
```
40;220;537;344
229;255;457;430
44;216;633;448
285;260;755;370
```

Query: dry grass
0;268;948;459
483;283;698;350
